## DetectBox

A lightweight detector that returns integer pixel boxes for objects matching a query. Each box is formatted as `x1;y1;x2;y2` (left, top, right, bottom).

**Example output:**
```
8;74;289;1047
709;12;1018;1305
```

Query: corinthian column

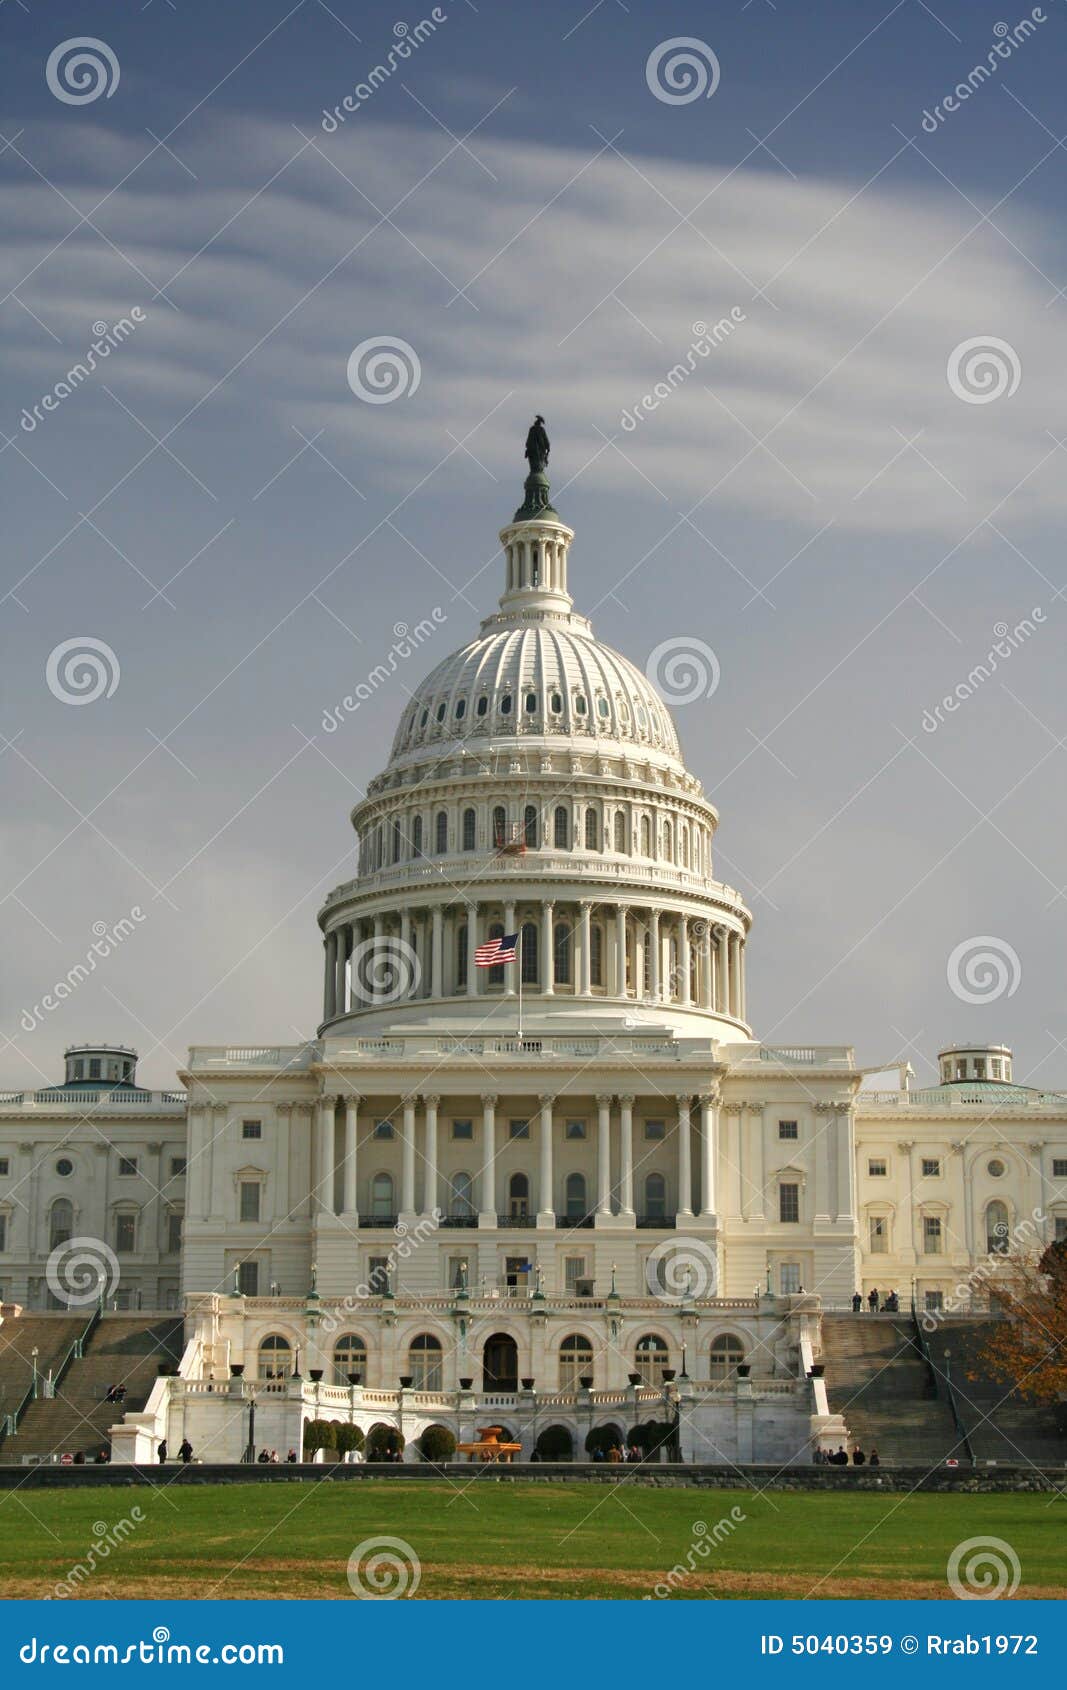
676;1094;693;1218
596;1095;612;1215
699;1091;719;1218
619;1095;634;1216
324;932;337;1019
401;1096;416;1215
480;1094;497;1218
615;905;628;997
538;1094;554;1220
542;899;555;994
422;1095;439;1218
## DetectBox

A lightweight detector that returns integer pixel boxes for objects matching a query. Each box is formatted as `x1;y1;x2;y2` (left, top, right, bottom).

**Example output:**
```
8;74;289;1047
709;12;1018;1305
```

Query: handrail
911;1299;975;1467
0;1307;101;1449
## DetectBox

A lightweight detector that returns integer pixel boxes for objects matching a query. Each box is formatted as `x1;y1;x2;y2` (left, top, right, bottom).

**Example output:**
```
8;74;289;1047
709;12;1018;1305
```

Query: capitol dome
318;435;752;1042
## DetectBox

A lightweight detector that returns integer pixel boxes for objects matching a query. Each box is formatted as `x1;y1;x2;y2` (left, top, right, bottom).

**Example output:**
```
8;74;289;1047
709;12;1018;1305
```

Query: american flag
475;932;518;967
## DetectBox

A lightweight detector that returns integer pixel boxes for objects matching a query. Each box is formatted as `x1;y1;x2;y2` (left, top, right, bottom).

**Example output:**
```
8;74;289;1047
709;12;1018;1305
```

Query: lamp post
31;1346;39;1400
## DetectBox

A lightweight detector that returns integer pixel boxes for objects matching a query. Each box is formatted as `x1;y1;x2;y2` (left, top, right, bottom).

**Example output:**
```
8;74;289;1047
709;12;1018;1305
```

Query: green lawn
0;1481;1063;1600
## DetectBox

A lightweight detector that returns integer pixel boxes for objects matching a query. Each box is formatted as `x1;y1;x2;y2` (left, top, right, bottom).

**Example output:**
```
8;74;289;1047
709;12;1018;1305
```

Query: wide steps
819;1315;960;1464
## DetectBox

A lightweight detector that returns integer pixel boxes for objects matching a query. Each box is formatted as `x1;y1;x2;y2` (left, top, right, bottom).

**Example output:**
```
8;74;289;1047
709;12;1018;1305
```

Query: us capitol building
2;429;1065;1465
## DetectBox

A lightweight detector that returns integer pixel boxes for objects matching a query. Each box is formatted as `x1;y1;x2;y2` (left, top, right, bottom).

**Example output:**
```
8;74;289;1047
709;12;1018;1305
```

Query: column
718;928;731;1016
422;1095;439;1218
707;926;717;1009
542;900;555;994
596;1095;612;1215
324;932;337;1019
400;907;411;963
431;906;443;998
676;1095;693;1218
579;901;592;997
188;1105;209;1220
738;939;747;1023
748;1104;766;1220
538;1094;554;1220
316;1096;335;1215
401;1096;416;1215
341;1093;359;1216
730;933;741;1019
649;910;661;1001
466;903;479;995
336;924;349;1013
615;905;628;997
699;1093;718;1218
480;1094;497;1217
619;1095;634;1216
504;901;517;996
724;1105;743;1219
679;916;691;1006
814;1105;832;1225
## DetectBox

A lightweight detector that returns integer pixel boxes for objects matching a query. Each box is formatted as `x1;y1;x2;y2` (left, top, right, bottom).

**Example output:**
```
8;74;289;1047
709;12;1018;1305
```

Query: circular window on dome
56;1158;73;1177
987;1158;1006;1178
419;709;428;728
436;702;446;723
575;695;587;716
500;694;512;715
597;697;609;719
525;691;537;714
550;692;563;714
476;696;488;718
455;698;466;719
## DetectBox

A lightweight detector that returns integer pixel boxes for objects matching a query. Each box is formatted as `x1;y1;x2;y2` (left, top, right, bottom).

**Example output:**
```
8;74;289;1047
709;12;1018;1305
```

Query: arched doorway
483;1332;519;1392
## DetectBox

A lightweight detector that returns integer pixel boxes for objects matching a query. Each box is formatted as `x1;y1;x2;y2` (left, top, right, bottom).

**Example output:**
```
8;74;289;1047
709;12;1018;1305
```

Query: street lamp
31;1346;39;1399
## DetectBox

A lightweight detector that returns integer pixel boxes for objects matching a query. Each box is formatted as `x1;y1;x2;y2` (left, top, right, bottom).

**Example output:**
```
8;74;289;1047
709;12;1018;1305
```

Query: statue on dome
524;415;550;475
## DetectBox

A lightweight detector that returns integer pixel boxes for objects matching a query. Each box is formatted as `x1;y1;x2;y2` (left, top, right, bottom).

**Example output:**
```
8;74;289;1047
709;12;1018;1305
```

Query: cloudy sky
2;0;1066;1090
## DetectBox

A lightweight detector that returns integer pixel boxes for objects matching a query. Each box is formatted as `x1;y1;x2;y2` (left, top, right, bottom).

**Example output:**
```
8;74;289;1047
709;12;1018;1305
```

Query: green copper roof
907;1081;1067;1107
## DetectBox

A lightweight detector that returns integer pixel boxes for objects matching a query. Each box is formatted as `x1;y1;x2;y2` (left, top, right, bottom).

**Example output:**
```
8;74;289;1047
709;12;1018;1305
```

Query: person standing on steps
178;1438;193;1464
156;1439;167;1464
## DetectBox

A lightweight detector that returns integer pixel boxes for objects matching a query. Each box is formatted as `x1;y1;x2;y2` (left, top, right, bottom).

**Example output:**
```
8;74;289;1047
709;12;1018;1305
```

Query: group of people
851;1289;900;1313
104;1383;127;1404
58;1448;110;1465
817;1444;880;1466
595;1444;645;1464
256;1448;300;1463
155;1439;195;1464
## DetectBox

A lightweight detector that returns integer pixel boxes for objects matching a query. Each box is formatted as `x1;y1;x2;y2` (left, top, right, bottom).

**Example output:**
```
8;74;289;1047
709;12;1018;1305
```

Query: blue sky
3;0;1066;1087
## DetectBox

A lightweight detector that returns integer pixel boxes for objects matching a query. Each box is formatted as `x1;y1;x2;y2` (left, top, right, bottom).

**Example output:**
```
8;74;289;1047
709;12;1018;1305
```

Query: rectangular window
447;1255;468;1289
921;1158;941;1178
166;1212;183;1254
114;1213;136;1254
1055;1218;1067;1243
239;1182;261;1223
373;1120;394;1139
0;1216;6;1252
241;1120;262;1140
867;1158;887;1177
923;1215;943;1254
89;1059;101;1078
644;1120;665;1141
509;1119;529;1140
780;1263;801;1295
564;1256;587;1289
1053;1159;1067;1179
451;1120;473;1141
565;1120;586;1140
779;1183;800;1223
778;1120;798;1140
869;1216;888;1253
117;1156;138;1178
0;1158;9;1176
237;1260;258;1296
170;1156;187;1177
368;1256;390;1294
924;1289;944;1312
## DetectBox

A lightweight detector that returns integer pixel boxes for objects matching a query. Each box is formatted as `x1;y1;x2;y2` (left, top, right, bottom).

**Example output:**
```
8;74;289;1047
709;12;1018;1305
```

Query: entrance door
482;1332;519;1392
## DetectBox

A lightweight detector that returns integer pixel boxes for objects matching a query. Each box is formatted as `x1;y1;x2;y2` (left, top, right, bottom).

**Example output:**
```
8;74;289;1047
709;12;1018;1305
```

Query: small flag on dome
475;932;518;967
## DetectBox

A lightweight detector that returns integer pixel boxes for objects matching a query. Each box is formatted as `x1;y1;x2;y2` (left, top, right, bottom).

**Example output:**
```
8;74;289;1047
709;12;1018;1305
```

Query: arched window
49;1197;73;1250
258;1334;292;1381
412;815;423;857
680;825;689;868
986;1199;1010;1255
668;937;678;1000
663;819;673;861
451;1171;475;1219
508;1172;529;1218
554;921;572;986
520;922;538;985
408;1333;442;1389
634;1333;670;1386
462;808;476;851
334;1333;367;1385
584;808;598;850
435;810;447;854
644;1172;667;1221
524;805;538;848
492;806;507;849
487;921;505;986
554;806;569;849
371;1172;394;1220
457;923;468;988
708;1334;745;1380
640;815;651;857
565;1172;587;1221
590;924;603;988
614;811;626;853
559;1333;593;1390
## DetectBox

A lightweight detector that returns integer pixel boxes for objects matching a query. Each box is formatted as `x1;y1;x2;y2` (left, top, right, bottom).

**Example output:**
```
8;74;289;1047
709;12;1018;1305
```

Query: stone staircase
1;1315;183;1462
937;1318;1065;1468
0;1314;84;1421
819;1315;965;1466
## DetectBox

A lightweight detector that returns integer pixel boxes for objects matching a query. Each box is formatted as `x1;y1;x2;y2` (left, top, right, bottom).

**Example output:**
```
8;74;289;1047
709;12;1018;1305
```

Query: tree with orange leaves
972;1240;1067;1405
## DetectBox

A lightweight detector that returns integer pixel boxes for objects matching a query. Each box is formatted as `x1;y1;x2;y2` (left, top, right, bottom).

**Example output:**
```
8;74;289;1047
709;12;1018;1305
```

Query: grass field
0;1481;1063;1600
